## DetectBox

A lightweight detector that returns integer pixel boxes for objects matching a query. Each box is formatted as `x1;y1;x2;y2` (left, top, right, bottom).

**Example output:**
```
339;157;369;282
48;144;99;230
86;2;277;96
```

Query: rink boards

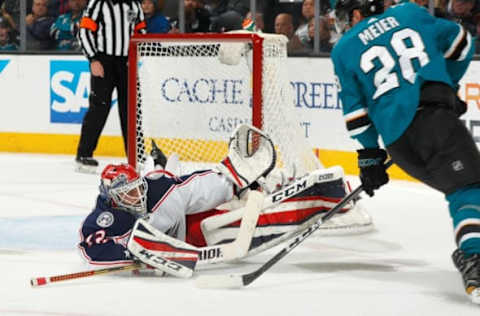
0;55;479;180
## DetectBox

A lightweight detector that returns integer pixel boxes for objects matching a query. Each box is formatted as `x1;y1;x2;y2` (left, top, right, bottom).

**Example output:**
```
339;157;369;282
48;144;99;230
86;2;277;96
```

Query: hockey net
128;33;373;235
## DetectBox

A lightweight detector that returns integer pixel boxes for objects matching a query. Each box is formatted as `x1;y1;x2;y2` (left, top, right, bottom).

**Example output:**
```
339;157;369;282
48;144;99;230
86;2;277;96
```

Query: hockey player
331;0;480;303
78;124;356;277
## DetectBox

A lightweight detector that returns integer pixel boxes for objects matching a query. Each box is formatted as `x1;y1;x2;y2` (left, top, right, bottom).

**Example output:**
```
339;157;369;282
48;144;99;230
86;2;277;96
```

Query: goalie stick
30;263;142;287
195;160;394;288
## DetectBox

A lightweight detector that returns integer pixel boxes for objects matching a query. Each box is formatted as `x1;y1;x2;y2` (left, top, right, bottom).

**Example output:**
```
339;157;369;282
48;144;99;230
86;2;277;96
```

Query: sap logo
50;60;119;123
0;60;10;74
50;60;90;123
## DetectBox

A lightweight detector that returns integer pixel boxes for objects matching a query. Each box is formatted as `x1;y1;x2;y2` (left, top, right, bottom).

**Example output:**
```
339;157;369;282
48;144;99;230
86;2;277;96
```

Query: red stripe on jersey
133;236;198;256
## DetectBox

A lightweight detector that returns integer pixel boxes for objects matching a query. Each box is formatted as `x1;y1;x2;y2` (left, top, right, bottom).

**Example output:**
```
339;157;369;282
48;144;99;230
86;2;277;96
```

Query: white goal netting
129;33;373;235
129;33;320;177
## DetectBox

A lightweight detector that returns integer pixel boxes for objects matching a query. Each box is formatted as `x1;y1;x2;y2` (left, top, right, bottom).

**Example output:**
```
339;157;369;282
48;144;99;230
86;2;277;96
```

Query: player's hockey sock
447;185;480;256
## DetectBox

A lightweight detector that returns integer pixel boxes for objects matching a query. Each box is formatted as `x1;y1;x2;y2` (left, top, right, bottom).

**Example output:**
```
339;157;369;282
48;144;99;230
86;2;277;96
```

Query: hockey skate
75;157;98;174
452;248;480;304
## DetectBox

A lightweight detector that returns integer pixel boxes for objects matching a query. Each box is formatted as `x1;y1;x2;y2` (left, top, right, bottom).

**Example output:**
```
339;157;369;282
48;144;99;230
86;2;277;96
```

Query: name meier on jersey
358;17;400;45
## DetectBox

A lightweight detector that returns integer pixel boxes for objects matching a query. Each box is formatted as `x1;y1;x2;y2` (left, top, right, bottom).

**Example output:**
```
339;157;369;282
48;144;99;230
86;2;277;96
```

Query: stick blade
195;274;244;289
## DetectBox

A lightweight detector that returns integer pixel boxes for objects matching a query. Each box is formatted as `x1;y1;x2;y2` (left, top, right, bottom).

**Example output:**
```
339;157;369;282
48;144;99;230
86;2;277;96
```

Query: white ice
1;153;479;315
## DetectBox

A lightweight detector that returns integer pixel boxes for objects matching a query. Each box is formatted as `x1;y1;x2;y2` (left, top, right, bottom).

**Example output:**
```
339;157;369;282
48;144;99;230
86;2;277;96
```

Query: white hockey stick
200;191;264;262
199;190;263;263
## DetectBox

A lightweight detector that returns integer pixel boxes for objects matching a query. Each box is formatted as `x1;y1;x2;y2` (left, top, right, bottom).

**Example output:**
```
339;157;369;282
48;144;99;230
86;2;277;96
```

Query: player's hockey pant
77;55;128;158
387;107;480;256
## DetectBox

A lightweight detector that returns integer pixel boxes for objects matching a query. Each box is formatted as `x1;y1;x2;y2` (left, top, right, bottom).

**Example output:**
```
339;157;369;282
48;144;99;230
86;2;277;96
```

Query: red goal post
127;32;321;176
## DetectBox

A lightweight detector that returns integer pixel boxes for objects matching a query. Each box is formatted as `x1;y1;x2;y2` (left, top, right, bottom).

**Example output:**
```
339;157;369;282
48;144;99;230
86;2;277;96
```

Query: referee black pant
77;54;128;158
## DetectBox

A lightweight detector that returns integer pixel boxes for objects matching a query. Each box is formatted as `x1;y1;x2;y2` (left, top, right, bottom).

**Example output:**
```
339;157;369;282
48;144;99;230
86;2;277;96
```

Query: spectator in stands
273;12;304;54
48;0;70;18
0;3;18;45
300;0;315;24
307;15;332;52
261;0;302;33
274;13;294;38
205;0;250;18
294;0;315;48
169;0;210;33
142;0;170;33
1;0;19;37
206;0;249;32
26;0;55;50
445;0;479;36
210;9;243;32
1;2;17;31
160;0;179;20
0;19;17;50
50;0;86;50
182;0;210;32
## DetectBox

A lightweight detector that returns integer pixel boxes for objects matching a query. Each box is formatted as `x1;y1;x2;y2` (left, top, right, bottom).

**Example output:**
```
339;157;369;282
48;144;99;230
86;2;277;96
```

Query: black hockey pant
387;107;480;195
77;55;128;158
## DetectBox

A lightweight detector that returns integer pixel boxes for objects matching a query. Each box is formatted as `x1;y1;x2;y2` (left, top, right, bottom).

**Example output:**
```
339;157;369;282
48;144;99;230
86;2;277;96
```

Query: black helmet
334;0;384;32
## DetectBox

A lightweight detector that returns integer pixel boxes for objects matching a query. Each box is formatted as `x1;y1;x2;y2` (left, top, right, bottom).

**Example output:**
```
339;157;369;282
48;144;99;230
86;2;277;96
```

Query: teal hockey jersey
331;2;474;148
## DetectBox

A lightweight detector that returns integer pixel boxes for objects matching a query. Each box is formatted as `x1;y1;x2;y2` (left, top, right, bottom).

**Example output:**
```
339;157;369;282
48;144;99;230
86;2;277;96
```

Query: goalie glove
216;124;276;195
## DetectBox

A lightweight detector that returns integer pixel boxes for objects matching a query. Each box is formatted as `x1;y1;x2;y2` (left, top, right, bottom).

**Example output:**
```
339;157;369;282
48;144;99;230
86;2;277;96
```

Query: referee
76;0;146;173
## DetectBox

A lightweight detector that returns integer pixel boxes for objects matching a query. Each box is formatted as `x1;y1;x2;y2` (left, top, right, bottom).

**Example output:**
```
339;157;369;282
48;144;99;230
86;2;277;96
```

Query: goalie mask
334;0;384;33
100;164;148;216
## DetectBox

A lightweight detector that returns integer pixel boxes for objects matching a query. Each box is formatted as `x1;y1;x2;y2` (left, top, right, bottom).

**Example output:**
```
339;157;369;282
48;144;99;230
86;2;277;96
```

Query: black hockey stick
196;160;394;288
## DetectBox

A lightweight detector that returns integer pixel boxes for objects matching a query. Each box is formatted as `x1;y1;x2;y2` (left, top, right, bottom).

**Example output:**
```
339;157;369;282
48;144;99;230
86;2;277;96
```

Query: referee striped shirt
78;0;146;59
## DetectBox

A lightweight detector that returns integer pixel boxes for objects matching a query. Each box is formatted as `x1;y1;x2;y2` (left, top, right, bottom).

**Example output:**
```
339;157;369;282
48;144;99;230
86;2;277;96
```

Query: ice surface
1;153;479;315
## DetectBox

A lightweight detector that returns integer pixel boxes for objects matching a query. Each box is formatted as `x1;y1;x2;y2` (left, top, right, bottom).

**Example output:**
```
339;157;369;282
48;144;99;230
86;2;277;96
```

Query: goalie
78;124;364;277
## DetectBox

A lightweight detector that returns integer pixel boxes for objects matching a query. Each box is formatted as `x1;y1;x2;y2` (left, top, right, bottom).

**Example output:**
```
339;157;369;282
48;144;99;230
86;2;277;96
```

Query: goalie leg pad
127;219;199;278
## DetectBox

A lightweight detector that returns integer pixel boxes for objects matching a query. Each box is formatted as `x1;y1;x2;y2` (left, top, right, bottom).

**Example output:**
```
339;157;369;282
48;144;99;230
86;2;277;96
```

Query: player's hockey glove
357;148;389;197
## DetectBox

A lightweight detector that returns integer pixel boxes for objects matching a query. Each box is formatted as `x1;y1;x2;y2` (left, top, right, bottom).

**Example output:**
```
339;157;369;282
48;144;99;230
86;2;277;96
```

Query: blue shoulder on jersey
78;196;137;265
145;170;212;212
